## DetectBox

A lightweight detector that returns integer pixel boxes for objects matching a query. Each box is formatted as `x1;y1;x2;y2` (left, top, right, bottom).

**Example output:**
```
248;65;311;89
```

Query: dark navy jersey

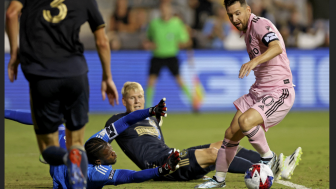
15;0;105;77
105;113;172;170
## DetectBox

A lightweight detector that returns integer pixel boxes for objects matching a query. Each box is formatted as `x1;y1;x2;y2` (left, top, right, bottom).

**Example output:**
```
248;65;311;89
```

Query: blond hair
121;82;144;97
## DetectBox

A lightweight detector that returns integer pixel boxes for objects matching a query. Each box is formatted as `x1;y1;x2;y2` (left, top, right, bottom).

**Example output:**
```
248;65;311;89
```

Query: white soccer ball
244;163;274;189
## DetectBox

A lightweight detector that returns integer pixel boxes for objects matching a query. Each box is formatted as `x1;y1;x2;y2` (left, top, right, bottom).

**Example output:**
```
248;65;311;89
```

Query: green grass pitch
5;111;329;188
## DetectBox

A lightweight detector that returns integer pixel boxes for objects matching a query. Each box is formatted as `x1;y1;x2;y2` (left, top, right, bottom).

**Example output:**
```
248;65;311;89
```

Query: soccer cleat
194;176;226;188
259;152;284;181
67;149;87;189
202;176;212;181
281;147;303;180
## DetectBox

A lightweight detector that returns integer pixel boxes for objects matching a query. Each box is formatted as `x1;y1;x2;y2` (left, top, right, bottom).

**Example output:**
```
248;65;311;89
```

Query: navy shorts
27;74;89;135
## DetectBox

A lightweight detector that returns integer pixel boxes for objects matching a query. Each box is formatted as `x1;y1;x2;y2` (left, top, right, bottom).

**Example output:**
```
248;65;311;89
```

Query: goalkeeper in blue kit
5;99;180;189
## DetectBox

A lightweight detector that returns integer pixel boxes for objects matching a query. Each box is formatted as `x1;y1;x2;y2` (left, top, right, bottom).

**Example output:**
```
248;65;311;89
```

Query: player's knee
238;114;252;131
207;147;219;163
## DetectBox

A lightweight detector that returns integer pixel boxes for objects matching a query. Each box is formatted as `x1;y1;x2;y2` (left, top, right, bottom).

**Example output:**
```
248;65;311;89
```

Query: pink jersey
241;13;293;90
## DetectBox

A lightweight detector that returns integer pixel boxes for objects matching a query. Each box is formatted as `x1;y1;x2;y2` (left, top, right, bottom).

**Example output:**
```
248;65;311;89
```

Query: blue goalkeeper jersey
50;109;161;189
50;128;122;189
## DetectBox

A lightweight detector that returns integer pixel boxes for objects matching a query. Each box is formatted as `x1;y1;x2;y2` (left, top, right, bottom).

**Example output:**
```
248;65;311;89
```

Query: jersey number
43;0;67;23
252;16;260;23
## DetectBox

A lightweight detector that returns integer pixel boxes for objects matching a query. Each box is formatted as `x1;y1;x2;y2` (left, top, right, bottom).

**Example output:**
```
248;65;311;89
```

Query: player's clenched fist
158;149;181;176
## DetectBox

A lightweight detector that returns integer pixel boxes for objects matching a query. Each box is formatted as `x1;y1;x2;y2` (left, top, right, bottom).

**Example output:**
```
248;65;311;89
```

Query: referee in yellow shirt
143;3;192;108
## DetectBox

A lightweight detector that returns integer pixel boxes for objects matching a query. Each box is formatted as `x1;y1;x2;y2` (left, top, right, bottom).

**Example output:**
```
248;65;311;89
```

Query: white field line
276;180;312;189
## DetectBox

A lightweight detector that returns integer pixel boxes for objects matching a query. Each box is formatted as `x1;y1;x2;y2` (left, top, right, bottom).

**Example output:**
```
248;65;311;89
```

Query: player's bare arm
239;40;282;79
94;27;119;106
6;1;23;82
142;39;157;50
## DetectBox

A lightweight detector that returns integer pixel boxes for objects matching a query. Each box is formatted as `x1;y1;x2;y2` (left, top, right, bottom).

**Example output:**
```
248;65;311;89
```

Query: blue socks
236;147;261;164
42;146;67;165
5;109;33;125
228;156;253;173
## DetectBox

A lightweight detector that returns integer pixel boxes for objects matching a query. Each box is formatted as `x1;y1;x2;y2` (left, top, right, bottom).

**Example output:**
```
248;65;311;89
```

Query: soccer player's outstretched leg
195;0;301;188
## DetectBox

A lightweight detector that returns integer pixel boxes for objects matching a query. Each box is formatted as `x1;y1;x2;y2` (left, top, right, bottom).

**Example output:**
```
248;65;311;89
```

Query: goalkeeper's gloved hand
158;149;180;176
149;98;167;124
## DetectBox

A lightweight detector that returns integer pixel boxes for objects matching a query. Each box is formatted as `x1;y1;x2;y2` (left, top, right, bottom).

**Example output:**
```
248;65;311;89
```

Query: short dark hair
223;0;247;9
85;138;108;164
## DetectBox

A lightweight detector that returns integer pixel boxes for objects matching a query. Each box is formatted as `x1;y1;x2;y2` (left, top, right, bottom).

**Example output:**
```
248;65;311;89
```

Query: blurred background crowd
4;0;329;51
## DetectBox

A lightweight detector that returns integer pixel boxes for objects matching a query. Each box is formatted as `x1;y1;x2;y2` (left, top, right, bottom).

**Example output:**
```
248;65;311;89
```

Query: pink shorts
233;87;295;132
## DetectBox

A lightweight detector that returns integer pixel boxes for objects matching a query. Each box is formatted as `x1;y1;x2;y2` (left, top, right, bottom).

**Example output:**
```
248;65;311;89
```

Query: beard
112;159;117;165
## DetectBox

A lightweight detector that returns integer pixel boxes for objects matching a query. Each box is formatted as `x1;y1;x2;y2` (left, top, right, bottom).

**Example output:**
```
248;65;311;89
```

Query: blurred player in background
5;101;181;189
143;2;193;109
196;0;302;188
6;0;118;188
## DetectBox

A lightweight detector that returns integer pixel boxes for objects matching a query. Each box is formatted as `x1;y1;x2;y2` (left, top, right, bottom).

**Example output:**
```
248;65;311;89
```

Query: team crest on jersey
180;149;188;158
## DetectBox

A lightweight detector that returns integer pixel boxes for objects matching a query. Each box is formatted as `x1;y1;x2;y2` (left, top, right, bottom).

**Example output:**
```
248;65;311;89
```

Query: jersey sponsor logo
258;105;264;111
108;170;116;180
106;124;118;139
135;126;160;137
283;79;290;84
43;0;68;23
95;165;109;175
262;96;274;106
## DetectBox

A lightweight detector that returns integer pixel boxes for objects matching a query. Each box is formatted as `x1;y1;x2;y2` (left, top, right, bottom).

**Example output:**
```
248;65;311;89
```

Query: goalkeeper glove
149;98;167;124
158;149;180;176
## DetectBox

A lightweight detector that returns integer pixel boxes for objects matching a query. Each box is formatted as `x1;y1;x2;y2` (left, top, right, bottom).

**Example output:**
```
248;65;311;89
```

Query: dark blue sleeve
87;108;151;143
87;0;105;32
5;109;33;125
105;168;160;186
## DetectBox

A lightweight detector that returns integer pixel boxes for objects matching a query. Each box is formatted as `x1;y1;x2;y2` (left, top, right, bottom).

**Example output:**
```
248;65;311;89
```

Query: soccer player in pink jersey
195;0;302;188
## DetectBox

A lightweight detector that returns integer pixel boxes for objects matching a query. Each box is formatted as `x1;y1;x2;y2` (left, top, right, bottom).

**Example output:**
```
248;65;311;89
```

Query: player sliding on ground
6;82;301;184
104;82;263;181
195;0;302;188
6;100;181;189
